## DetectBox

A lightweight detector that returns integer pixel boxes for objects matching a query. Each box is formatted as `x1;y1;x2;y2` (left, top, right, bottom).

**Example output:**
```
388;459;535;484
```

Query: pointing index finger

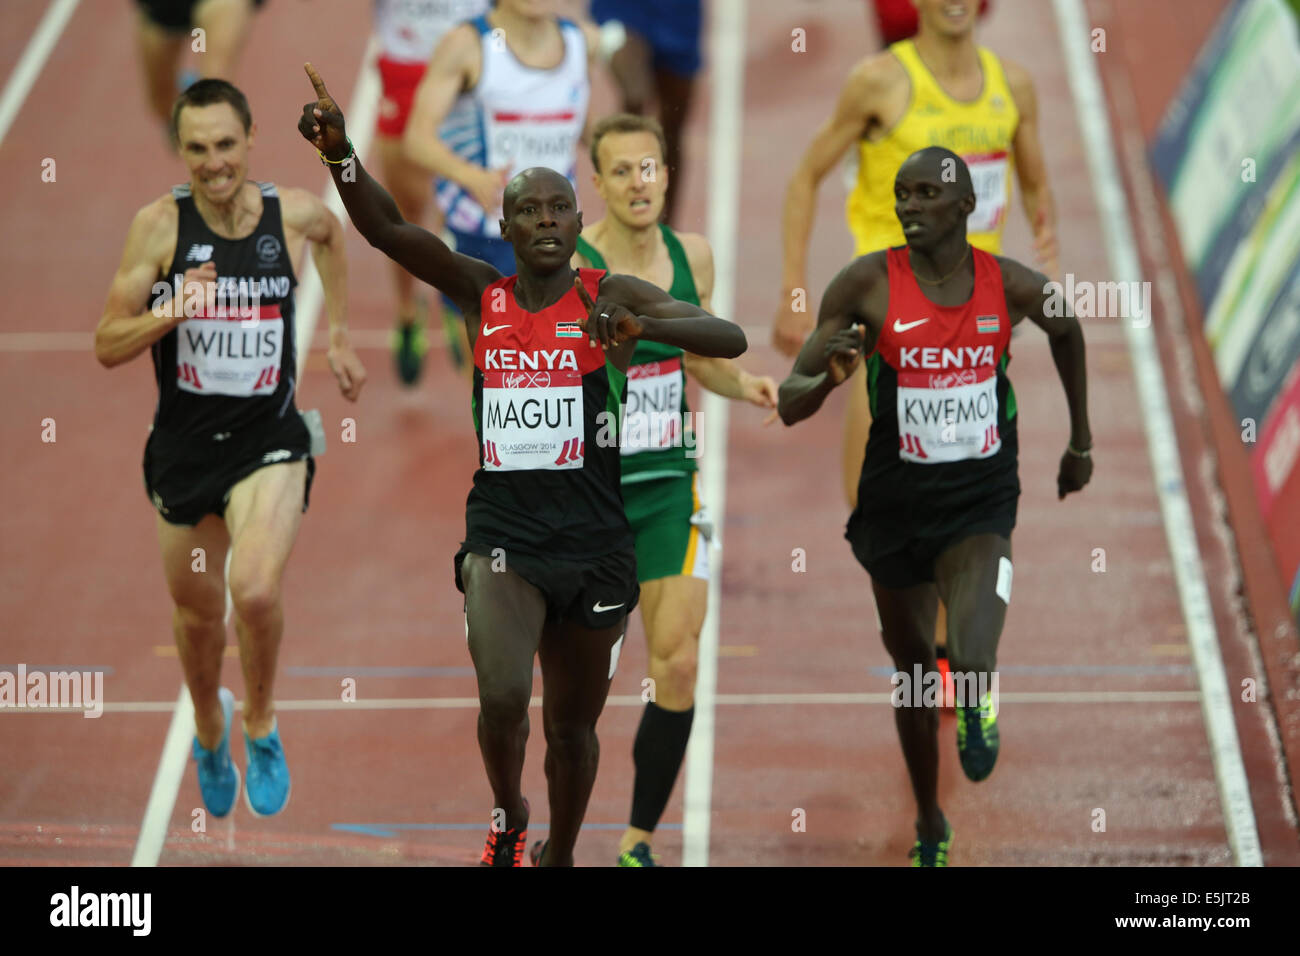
304;62;333;105
573;276;597;313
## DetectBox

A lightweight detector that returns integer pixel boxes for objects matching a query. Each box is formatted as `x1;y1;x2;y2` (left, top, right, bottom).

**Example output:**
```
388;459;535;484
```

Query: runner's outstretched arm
777;253;884;425
297;63;498;315
574;275;746;361
1001;257;1093;498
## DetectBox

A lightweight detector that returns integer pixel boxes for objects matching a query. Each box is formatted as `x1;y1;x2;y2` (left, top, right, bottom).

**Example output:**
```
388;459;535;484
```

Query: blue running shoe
192;687;240;818
243;719;291;817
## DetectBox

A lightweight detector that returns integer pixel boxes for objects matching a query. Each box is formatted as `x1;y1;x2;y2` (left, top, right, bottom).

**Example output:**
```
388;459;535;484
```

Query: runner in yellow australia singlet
847;39;1016;257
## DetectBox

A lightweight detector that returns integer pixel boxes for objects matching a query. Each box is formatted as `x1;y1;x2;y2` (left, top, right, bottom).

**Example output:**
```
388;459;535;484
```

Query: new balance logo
186;244;214;262
262;449;292;463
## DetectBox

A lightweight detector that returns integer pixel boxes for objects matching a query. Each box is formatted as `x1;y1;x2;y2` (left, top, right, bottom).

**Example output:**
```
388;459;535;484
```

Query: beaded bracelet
319;138;354;166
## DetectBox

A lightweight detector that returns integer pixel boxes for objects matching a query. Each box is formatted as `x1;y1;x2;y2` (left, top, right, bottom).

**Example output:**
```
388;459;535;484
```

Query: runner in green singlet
572;113;778;867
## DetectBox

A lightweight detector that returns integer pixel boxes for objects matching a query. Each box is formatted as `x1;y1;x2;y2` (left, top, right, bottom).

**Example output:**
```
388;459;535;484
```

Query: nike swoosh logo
893;318;930;333
592;601;625;613
482;324;510;336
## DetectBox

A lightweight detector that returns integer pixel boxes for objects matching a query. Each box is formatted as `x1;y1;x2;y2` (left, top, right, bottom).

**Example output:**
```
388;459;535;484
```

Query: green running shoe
393;316;428;386
442;306;468;374
956;690;999;782
618;842;659;867
909;821;953;867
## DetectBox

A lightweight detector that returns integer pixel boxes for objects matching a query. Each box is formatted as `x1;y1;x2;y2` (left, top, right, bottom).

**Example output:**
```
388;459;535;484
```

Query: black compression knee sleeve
629;702;695;833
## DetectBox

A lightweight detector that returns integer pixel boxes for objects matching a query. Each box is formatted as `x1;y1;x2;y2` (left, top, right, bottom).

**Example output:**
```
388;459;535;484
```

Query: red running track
0;0;1295;866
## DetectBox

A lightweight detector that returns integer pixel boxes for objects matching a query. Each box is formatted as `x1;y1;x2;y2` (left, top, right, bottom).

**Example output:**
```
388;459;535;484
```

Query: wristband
319;138;354;166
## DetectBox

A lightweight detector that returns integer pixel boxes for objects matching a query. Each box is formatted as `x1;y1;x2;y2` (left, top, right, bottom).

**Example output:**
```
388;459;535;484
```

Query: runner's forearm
780;169;818;294
1049;319;1091;448
310;210;349;341
94;308;179;368
777;370;835;425
325;153;407;252
684;353;748;401
1022;181;1055;244
637;314;746;358
404;124;481;186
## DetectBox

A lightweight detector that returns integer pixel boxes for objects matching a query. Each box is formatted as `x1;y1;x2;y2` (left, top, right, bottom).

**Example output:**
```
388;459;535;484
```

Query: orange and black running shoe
479;799;528;867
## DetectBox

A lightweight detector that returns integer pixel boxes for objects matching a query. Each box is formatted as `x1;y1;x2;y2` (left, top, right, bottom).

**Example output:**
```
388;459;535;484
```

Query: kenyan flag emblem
556;321;583;338
976;314;1000;334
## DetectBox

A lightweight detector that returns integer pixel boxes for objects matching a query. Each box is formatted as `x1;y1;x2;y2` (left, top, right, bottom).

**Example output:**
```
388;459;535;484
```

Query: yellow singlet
846;40;1019;257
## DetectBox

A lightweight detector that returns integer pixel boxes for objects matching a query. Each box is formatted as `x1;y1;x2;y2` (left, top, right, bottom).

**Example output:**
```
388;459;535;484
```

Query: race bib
485;109;583;213
175;304;283;397
966;151;1010;235
481;368;584;470
896;365;1001;463
622;358;686;456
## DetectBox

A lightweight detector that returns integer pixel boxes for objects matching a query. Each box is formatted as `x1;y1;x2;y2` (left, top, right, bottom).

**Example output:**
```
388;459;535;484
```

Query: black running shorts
137;0;267;33
455;543;640;630
143;414;314;527
847;507;1016;591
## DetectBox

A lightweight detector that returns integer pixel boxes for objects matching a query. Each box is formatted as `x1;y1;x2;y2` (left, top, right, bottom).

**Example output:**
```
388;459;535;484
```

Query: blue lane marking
866;664;1193;677
333;823;684;838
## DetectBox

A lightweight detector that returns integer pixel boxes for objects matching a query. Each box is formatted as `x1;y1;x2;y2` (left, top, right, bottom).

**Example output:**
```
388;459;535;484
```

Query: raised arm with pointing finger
297;63;746;367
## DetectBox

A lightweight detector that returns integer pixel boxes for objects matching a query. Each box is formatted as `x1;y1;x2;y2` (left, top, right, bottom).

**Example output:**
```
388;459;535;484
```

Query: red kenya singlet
855;246;1020;540
463;268;632;559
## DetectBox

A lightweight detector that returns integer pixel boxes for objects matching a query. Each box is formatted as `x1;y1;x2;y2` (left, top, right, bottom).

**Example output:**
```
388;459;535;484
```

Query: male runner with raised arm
298;64;745;866
778;148;1091;866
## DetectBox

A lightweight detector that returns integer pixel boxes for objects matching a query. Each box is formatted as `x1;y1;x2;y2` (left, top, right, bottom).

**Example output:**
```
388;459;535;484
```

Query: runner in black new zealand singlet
143;181;313;525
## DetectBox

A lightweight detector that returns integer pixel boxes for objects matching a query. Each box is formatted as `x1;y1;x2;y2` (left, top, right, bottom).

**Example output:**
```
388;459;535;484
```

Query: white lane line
681;0;748;870
128;685;193;867
0;0;81;147
1051;0;1262;867
9;689;1204;715
130;48;383;869
294;36;382;384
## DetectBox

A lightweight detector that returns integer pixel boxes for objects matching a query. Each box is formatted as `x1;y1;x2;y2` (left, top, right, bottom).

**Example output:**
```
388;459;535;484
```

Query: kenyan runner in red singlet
298;64;746;867
777;147;1093;866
